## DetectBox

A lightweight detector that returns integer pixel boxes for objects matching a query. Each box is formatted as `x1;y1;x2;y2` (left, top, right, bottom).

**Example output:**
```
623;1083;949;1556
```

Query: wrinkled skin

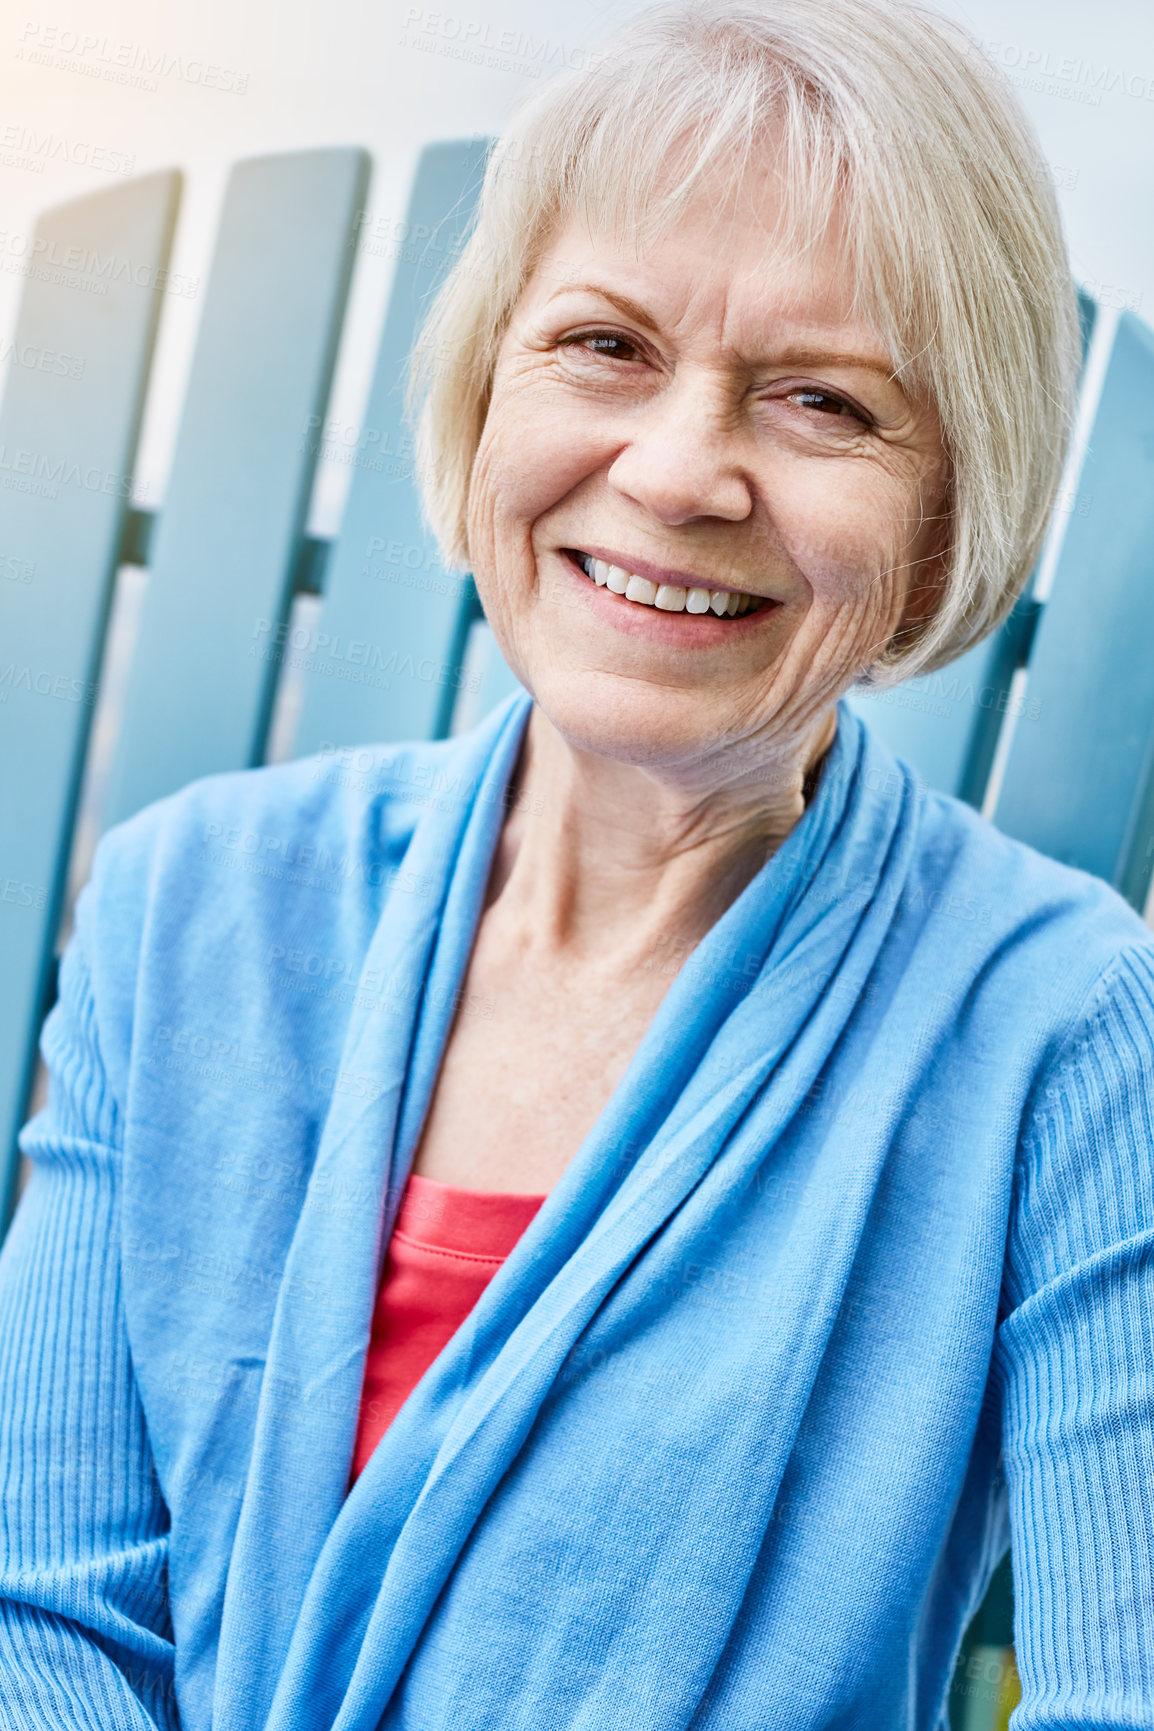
413;158;951;1192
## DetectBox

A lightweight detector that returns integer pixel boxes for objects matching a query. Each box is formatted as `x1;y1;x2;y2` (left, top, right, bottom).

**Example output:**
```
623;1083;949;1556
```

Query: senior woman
3;0;1154;1726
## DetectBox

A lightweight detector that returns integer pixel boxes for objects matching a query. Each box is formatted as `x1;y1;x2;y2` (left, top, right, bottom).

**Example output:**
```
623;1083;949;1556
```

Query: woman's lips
575;544;765;595
562;548;779;631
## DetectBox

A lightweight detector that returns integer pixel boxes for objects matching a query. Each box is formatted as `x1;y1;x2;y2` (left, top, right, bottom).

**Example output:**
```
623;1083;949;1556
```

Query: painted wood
102;147;370;828
293;138;490;755
846;293;1098;807
0;170;179;1230
993;310;1154;910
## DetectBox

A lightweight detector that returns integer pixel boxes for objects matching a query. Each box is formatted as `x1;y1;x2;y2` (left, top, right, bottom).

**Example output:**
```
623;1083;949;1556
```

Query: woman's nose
605;384;755;526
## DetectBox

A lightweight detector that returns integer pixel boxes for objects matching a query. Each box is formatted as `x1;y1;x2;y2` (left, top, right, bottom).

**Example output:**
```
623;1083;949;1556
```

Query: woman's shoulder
93;734;461;893
847;712;1153;996
903;772;1154;1041
74;735;463;1029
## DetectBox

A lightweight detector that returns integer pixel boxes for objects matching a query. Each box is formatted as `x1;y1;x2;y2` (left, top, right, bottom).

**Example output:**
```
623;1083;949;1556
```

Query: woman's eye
564;332;644;363
789;388;864;421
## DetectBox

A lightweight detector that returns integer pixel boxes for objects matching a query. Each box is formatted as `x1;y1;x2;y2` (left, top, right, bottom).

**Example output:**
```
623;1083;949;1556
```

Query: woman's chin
528;670;740;771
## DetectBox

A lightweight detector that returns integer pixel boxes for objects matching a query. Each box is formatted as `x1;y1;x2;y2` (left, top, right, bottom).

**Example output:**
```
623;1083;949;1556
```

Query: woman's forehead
523;205;891;369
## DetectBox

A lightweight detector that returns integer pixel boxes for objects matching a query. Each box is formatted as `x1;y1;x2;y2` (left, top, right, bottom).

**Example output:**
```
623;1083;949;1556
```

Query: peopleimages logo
0;123;134;175
0;226;199;298
250;617;480;697
398;8;604;78
16;21;250;93
0;443;135;498
0;335;85;379
972;37;1154;104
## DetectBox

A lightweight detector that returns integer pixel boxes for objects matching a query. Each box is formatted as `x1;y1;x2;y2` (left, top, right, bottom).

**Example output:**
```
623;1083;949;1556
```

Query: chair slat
846;292;1099;805
103;148;370;828
992;311;1154;908
0;170;179;1230
293;139;491;756
845;628;1014;801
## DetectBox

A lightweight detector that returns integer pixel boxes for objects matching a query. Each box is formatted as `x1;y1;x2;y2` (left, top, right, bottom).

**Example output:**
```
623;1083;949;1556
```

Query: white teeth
576;554;763;618
654;584;688;612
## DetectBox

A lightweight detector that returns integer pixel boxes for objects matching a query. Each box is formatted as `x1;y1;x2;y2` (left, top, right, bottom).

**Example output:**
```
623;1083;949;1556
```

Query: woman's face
466;163;949;785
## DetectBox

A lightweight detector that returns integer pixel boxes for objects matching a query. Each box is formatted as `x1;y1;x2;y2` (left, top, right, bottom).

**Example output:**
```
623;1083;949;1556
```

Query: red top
350;1171;547;1482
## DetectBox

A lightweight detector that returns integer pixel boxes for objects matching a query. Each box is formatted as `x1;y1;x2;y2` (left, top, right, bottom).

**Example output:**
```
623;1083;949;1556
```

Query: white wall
2;0;1152;537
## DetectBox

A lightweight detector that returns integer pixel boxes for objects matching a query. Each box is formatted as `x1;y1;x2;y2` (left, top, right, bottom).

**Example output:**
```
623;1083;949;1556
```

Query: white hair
409;0;1081;684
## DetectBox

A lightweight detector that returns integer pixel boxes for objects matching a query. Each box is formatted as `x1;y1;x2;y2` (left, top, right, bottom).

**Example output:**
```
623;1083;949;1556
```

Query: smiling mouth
567;551;770;618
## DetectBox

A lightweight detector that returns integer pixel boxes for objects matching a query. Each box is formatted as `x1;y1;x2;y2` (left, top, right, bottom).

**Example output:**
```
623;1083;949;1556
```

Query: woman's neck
483;704;837;972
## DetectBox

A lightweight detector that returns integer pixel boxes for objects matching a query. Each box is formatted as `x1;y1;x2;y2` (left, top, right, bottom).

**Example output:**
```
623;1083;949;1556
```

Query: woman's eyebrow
543;284;897;379
543;282;660;330
766;343;897;378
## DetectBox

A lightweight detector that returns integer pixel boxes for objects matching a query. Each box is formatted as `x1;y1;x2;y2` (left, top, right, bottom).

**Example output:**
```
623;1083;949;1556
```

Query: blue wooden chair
2;141;1154;1731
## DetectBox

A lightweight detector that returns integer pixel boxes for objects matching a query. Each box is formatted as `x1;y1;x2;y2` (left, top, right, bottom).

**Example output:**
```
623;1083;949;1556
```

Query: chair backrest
292;139;491;754
992;308;1154;905
3;142;1154;1234
103;148;370;827
848;298;1154;909
843;294;1101;805
0;169;179;1231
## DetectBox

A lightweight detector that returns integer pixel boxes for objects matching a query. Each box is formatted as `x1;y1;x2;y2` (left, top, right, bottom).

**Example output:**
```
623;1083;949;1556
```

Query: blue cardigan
2;692;1154;1731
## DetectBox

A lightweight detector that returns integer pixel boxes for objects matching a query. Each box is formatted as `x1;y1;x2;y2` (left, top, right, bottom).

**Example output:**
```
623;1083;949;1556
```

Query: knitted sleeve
0;910;178;1729
996;941;1154;1729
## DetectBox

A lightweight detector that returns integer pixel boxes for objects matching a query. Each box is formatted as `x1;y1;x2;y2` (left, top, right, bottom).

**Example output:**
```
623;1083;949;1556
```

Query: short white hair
409;0;1082;685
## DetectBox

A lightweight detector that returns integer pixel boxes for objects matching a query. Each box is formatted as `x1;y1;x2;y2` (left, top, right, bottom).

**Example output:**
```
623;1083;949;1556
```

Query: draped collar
212;691;922;1731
